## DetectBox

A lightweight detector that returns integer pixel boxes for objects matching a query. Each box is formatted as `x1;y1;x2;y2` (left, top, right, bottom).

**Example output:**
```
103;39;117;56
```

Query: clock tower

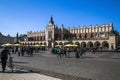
45;17;55;48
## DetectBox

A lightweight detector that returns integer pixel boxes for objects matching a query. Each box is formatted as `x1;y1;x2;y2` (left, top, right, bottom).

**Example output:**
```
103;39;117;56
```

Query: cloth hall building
20;17;119;50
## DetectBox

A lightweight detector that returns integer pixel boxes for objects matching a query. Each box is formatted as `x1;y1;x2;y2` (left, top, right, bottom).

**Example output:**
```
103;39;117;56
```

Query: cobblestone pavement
0;65;62;80
1;50;120;80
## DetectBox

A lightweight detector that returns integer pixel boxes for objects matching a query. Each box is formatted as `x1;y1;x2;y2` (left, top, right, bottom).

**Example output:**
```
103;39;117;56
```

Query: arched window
87;42;93;48
81;42;86;48
102;41;109;48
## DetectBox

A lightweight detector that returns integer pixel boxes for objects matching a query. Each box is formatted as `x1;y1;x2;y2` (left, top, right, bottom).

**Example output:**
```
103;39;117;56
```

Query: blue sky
0;0;120;37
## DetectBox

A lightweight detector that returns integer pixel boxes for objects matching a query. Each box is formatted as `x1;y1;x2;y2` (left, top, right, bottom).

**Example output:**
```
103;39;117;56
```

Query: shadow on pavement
82;56;94;59
13;61;29;64
0;69;30;74
0;61;29;64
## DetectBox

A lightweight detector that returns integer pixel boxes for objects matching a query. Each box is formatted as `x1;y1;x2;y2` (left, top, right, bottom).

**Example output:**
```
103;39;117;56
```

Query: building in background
20;17;120;50
0;32;15;46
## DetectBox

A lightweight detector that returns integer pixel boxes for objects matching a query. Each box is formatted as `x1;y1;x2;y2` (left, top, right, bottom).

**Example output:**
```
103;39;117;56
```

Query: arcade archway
102;41;109;48
94;41;100;48
87;42;93;48
75;42;80;46
59;42;63;45
81;42;86;48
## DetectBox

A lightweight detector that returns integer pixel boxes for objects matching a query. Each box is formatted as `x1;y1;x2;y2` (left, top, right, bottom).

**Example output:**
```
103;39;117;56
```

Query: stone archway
68;41;73;44
81;42;86;48
27;42;29;45
64;42;68;45
75;42;80;46
39;43;42;45
35;42;37;45
25;43;27;45
43;42;46;45
94;41;100;48
59;42;63;45
54;42;58;45
30;42;32;45
31;42;34;45
102;41;109;48
87;42;93;48
36;42;39;44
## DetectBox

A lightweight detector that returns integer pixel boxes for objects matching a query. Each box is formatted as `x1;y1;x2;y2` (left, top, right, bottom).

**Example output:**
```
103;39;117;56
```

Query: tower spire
49;16;54;24
110;21;114;31
110;21;113;27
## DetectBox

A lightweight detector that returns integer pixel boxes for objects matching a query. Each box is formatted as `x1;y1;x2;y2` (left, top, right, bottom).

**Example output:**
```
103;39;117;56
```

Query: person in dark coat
57;48;62;58
0;47;11;72
63;48;67;58
80;48;85;58
75;48;80;59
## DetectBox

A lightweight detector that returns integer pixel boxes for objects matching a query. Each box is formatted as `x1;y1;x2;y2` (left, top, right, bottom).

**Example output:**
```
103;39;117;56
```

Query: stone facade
0;32;15;45
20;17;119;50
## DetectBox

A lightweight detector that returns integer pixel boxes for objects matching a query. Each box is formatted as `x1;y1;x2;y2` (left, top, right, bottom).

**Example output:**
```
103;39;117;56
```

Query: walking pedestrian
21;47;24;56
57;48;62;58
75;48;80;59
63;48;67;58
92;47;96;54
0;47;11;72
80;48;85;58
30;47;33;56
67;48;70;58
18;47;21;56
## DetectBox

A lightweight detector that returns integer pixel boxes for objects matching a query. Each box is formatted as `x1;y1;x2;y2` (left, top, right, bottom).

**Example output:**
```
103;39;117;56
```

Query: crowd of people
8;46;44;56
0;45;117;72
51;47;97;59
12;47;34;56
